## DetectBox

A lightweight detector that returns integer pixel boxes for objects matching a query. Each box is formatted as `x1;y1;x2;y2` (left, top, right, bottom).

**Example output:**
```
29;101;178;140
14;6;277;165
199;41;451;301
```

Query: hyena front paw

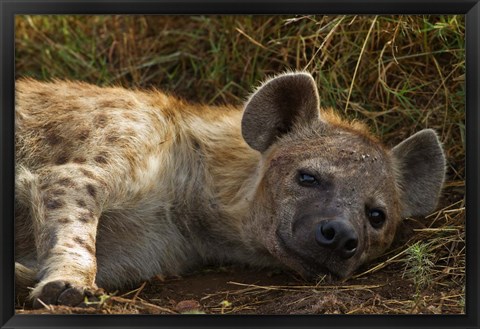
32;280;103;308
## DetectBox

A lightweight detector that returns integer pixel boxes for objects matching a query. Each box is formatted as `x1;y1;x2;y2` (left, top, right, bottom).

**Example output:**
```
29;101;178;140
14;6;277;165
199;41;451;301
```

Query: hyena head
241;72;446;279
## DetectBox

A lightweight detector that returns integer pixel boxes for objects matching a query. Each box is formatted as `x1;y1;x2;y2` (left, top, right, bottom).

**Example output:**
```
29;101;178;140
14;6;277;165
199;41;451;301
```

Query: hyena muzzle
14;72;446;307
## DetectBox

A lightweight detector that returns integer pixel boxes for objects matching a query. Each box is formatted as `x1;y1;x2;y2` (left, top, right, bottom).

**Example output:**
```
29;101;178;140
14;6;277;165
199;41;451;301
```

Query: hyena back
15;73;445;307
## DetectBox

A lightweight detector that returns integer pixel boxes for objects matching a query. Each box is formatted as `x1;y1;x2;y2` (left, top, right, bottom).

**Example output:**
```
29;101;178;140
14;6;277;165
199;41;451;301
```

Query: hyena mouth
275;234;337;280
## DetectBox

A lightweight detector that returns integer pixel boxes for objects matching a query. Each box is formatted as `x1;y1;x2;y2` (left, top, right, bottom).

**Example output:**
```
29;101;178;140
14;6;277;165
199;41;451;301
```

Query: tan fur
15;73;445;307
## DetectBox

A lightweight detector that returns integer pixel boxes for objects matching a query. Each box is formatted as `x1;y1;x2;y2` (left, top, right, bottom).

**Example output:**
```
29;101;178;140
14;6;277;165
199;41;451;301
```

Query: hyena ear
241;72;320;152
391;129;446;218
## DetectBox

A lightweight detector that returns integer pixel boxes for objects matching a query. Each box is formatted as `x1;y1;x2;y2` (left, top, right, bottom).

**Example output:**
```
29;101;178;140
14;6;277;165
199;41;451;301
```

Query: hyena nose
315;220;359;259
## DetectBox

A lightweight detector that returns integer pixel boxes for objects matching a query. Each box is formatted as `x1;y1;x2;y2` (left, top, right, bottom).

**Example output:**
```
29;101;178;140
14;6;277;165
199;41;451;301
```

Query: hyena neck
179;107;275;261
183;107;261;205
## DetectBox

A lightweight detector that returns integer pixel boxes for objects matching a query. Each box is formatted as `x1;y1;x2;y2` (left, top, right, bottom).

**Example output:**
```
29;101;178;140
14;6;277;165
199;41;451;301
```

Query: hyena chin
15;72;446;307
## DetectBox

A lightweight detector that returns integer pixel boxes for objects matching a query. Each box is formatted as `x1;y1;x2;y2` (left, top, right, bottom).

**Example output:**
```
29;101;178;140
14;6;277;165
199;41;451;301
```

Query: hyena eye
298;171;318;187
367;208;386;229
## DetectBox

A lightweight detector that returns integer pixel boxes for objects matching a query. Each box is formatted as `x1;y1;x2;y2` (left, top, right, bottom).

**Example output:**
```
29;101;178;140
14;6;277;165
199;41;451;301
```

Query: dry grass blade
352;249;410;279
109;296;177;314
235;27;268;50
344;15;378;113
304;16;346;70
227;281;383;292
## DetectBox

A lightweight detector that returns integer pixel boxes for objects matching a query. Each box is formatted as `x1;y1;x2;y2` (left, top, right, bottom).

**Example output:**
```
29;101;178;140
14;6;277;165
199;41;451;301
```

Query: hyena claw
33;280;101;308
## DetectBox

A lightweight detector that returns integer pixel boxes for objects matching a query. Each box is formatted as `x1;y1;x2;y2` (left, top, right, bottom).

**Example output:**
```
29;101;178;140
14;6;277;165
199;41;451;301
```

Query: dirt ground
15;263;464;315
15;187;465;316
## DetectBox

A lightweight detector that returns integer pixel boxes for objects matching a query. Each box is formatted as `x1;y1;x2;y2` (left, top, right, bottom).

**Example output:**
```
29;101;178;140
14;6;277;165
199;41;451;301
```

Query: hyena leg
29;164;107;307
15;262;37;302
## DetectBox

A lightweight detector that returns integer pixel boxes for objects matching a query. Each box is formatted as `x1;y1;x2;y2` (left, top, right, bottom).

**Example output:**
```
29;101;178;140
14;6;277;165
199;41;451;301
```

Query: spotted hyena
15;72;446;307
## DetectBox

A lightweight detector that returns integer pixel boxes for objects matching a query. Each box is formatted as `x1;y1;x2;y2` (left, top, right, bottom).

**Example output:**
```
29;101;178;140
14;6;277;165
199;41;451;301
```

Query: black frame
1;1;479;328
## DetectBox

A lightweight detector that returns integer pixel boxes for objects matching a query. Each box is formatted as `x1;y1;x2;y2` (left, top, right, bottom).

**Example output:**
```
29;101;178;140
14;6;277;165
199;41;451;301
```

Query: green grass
403;242;435;300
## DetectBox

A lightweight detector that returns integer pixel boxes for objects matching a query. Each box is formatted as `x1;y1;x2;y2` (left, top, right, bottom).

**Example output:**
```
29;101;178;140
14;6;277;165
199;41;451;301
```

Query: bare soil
15;263;463;315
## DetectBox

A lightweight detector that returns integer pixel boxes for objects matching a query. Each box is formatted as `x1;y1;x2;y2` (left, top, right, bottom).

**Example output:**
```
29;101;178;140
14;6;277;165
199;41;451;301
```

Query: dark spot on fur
106;134;119;143
58;217;71;224
63;242;74;249
44;198;65;210
73;157;87;164
80;168;95;180
88;232;96;244
45;131;62;146
85;244;95;255
94;153;108;164
57;178;74;187
86;184;96;198
70;251;84;259
55;154;69;165
73;236;85;245
76;199;87;208
78;212;93;223
78;129;90;141
74;236;95;255
95;114;108;128
192;138;201;152
50;189;66;197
